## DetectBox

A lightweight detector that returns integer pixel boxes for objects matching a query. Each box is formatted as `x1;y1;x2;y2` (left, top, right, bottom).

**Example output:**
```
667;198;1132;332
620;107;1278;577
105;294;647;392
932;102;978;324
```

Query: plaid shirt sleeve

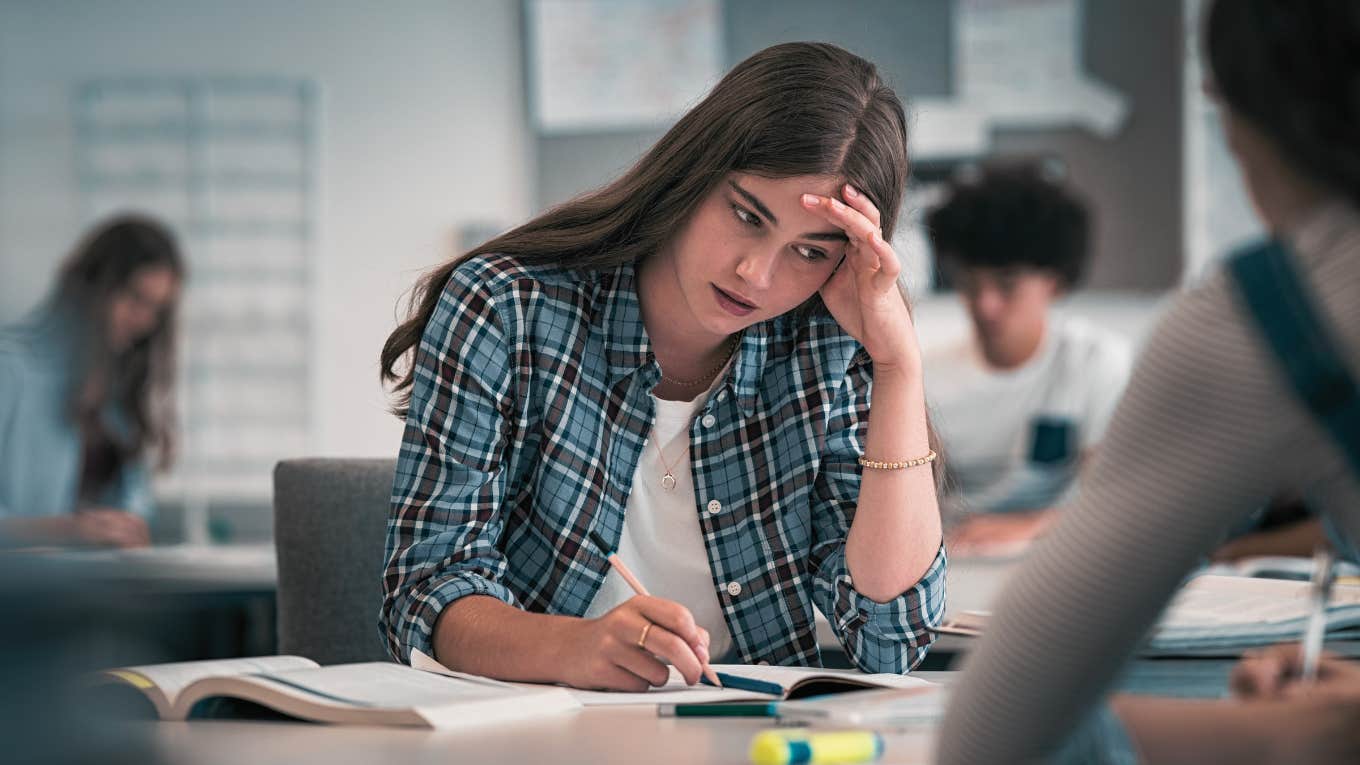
379;266;522;663
808;355;948;674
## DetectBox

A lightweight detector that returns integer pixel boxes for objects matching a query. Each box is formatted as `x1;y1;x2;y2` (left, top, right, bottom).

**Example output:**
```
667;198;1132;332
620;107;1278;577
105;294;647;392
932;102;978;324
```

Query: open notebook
411;649;935;706
938;574;1360;655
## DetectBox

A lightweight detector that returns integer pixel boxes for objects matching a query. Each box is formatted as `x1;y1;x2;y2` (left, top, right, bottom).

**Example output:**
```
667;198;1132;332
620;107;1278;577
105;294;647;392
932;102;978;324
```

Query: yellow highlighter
749;729;884;765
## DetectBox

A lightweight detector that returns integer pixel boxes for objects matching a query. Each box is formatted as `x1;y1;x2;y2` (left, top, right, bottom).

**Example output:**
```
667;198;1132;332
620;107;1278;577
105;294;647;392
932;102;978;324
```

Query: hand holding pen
1231;549;1350;699
585;531;723;690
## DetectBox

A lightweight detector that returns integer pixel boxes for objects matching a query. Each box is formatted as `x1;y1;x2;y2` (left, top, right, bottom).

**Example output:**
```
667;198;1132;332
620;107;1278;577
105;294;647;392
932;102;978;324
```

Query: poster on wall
527;0;723;133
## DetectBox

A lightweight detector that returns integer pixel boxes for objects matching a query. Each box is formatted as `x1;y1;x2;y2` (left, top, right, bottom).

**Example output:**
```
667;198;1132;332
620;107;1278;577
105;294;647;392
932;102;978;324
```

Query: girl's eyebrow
727;180;848;242
728;180;779;223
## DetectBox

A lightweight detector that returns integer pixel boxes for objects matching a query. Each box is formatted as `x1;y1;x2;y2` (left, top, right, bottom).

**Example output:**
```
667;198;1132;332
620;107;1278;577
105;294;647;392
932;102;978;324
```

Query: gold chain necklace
658;335;739;388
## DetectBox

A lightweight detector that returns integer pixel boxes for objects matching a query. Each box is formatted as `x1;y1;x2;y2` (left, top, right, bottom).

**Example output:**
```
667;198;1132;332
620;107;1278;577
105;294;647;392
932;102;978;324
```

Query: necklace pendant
660;472;677;491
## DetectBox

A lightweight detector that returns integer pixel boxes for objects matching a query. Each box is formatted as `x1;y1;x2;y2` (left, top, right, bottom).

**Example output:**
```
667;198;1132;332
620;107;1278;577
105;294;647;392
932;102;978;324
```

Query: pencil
589;530;723;688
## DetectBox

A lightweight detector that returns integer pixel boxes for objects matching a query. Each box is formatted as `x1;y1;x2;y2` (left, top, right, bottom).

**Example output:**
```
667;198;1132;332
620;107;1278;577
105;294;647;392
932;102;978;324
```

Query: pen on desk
749;729;884;765
588;530;723;688
1300;546;1337;683
658;702;779;718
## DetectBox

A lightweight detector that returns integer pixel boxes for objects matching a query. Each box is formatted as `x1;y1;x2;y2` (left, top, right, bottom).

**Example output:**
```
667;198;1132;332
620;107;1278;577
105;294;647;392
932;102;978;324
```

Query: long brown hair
384;43;909;404
48;214;184;472
381;42;942;483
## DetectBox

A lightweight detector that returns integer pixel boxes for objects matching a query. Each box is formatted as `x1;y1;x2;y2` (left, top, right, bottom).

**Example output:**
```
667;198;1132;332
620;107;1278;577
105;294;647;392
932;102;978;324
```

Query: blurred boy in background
924;163;1132;555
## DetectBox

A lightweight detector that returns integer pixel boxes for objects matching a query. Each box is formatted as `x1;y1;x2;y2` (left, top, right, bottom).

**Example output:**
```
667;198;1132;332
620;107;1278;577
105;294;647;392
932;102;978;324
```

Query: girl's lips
712;285;756;316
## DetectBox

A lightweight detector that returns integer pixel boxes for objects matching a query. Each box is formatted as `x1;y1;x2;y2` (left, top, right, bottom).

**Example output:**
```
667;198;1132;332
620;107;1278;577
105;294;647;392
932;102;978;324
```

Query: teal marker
749;729;884;765
657;702;779;717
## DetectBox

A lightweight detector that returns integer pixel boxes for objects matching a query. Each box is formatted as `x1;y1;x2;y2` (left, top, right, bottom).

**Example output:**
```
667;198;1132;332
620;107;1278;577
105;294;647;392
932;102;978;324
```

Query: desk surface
24;543;277;593
143;661;1247;765
148;706;937;765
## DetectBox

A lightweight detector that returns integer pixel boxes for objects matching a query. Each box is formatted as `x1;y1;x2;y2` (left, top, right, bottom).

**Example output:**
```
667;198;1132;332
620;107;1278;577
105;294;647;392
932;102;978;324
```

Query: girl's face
107;266;178;352
658;172;849;337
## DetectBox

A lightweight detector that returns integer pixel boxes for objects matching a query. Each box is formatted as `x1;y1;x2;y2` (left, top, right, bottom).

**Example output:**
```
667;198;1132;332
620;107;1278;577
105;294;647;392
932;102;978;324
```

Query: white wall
0;0;532;459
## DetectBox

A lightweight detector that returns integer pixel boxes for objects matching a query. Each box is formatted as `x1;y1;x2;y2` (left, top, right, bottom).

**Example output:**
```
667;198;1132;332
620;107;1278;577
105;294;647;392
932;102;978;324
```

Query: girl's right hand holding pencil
558;595;711;692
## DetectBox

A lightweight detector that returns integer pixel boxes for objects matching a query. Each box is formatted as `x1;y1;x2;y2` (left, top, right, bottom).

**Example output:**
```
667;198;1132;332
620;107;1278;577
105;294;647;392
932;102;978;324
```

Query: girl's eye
794;244;829;262
732;205;761;227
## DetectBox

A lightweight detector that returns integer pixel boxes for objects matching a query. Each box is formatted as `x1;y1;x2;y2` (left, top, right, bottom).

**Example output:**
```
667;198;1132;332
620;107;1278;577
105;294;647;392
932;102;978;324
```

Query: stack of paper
1148;574;1360;653
937;574;1360;655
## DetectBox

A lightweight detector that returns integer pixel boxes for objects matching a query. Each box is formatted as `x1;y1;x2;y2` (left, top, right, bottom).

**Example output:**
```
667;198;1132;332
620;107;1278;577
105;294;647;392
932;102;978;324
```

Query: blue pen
701;671;785;696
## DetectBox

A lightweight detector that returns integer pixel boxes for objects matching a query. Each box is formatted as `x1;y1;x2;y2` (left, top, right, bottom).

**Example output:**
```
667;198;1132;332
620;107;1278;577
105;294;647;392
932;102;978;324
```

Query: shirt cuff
815;542;948;673
385;572;518;663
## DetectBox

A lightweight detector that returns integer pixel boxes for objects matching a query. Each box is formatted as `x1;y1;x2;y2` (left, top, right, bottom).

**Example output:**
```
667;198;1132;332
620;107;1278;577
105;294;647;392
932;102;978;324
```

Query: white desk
32;543;277;593
148;706;938;765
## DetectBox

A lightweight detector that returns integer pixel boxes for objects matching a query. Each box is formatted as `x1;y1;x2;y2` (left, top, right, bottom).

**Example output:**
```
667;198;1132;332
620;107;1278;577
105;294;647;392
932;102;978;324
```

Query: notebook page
410;649;772;706
710;663;935;690
1162;576;1360;629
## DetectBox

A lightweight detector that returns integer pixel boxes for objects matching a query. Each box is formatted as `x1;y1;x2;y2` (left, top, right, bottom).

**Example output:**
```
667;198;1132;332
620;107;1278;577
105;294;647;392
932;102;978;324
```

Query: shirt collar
594;261;770;416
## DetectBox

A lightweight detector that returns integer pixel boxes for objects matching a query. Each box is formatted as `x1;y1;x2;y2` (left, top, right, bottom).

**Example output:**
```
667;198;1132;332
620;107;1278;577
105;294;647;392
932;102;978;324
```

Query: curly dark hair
925;162;1091;290
1205;0;1360;209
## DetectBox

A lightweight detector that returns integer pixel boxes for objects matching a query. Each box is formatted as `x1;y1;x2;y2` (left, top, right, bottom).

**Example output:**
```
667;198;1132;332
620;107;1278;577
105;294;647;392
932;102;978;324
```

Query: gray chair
273;458;396;664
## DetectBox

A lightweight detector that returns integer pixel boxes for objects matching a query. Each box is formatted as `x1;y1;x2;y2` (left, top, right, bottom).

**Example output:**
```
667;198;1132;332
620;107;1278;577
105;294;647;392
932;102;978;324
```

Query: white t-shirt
584;386;736;662
925;317;1133;516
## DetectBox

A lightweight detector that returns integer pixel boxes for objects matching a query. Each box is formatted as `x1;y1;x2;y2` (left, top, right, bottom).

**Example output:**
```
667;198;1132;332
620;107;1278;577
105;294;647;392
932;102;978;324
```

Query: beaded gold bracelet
857;450;938;470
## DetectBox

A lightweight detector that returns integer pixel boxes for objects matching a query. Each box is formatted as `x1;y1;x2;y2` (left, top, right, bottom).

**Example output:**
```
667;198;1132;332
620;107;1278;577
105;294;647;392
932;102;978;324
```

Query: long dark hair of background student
1206;0;1360;210
48;215;185;475
380;41;942;481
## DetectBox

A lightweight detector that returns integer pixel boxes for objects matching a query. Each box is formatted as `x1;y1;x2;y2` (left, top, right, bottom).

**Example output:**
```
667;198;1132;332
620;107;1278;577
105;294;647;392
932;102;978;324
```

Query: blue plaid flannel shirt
380;254;947;673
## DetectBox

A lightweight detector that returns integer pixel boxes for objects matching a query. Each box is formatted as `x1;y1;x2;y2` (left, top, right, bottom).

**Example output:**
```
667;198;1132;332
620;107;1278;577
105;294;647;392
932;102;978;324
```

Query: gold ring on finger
637;621;653;650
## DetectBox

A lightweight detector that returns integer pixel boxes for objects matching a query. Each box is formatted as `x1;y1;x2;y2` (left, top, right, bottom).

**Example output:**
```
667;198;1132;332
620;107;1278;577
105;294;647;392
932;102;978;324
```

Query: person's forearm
1112;695;1279;765
845;365;943;601
1214;518;1326;562
432;595;584;683
0;516;72;546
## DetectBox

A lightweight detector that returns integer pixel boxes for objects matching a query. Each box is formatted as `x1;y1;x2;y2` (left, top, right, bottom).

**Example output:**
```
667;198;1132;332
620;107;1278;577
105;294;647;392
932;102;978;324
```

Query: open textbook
100;650;942;727
938;574;1360;654
97;655;580;728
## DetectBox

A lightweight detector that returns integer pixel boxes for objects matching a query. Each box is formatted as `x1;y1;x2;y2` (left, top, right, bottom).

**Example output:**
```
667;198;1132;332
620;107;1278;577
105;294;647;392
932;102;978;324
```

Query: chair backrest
273;458;396;664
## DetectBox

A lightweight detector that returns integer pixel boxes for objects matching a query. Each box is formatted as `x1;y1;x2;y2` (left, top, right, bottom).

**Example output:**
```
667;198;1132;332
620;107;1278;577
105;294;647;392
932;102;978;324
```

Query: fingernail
801;194;820;206
844;184;859;198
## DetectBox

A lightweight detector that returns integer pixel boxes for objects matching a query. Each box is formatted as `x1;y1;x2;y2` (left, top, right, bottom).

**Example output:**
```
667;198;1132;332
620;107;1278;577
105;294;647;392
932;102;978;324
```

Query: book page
108;656;316;706
714;663;935;691
255;663;543;709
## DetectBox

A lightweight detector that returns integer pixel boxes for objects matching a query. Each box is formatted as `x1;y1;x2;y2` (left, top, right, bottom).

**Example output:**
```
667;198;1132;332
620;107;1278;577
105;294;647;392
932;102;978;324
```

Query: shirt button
716;390;728;402
706;499;722;514
757;660;770;666
726;581;742;597
701;414;717;428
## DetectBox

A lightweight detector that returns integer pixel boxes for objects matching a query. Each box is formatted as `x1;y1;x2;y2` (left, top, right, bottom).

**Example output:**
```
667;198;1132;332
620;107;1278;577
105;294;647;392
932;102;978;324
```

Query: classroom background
0;0;1247;655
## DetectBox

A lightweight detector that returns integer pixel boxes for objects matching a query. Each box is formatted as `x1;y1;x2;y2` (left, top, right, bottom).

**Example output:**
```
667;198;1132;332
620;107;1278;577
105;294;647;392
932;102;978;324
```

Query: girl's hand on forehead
802;183;921;375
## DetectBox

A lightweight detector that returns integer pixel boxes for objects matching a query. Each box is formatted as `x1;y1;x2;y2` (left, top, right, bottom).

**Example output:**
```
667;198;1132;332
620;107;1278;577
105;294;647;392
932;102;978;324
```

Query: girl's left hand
803;184;921;374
